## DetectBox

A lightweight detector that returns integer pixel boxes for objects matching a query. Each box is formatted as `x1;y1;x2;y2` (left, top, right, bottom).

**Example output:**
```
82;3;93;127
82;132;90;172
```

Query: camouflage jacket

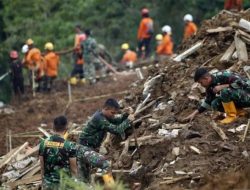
79;111;131;149
82;36;97;62
198;71;250;113
39;134;77;185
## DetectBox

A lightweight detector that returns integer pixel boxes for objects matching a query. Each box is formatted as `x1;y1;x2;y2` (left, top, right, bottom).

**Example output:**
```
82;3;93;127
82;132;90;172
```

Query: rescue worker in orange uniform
44;42;60;92
70;25;86;85
224;0;243;11
137;8;154;58
26;38;46;92
156;25;173;56
183;14;198;40
120;43;137;69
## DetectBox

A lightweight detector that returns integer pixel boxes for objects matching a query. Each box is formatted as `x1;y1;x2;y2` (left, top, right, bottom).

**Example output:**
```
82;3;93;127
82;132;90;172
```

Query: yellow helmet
155;34;163;41
121;43;129;50
44;42;54;50
26;38;34;45
69;77;78;85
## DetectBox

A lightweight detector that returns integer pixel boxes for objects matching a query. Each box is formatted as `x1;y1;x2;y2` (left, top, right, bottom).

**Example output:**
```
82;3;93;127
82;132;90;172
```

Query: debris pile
104;9;250;189
1;9;250;190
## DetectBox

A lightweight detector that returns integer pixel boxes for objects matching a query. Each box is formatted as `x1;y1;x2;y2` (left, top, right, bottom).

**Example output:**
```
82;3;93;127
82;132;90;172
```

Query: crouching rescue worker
183;68;250;124
9;50;25;98
39;116;77;190
78;98;135;185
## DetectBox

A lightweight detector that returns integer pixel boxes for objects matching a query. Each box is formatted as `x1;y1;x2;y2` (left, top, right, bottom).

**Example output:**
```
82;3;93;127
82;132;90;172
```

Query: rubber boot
237;108;247;117
220;101;237;124
102;173;115;187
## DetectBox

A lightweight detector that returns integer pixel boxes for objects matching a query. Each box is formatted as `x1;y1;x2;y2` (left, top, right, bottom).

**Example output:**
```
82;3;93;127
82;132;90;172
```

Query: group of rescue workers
7;0;248;189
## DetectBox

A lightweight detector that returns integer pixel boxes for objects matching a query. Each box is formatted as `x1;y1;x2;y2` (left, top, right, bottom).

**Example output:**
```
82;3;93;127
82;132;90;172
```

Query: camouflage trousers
83;62;96;83
211;88;250;112
76;145;110;183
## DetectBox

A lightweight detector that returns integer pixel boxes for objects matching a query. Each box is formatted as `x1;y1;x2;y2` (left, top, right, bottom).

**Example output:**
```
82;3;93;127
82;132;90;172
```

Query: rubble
1;9;250;190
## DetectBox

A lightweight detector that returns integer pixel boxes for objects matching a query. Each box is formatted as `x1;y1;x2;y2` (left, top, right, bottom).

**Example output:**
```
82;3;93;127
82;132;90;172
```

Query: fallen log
207;26;233;33
234;32;248;62
173;41;203;62
219;42;235;63
210;121;228;141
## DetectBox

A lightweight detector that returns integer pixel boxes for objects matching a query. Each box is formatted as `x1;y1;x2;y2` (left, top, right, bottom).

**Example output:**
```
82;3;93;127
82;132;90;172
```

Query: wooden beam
242;119;250;142
160;176;191;185
38;127;51;138
0;142;29;169
239;19;250;33
17;145;39;161
207;26;233;33
210;121;228;141
173;41;203;62
7;174;41;189
219;42;235;63
234;32;248;62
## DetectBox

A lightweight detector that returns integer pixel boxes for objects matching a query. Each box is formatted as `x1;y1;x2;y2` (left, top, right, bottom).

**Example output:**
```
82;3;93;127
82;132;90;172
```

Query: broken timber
234;32;248;62
210;121;228;141
206;26;233;33
219;42;235;62
173;41;203;62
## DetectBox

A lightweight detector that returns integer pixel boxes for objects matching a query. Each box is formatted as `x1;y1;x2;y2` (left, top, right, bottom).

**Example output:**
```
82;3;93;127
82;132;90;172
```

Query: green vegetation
0;0;249;102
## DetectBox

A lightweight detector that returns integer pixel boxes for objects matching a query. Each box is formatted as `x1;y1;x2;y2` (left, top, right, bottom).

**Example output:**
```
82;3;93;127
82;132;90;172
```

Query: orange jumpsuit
224;0;243;11
44;52;60;78
137;17;154;40
184;22;198;40
26;48;46;79
122;50;137;63
156;34;173;56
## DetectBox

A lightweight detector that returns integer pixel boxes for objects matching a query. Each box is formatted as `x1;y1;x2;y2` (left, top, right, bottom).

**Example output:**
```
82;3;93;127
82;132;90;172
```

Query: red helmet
141;8;149;15
10;51;18;59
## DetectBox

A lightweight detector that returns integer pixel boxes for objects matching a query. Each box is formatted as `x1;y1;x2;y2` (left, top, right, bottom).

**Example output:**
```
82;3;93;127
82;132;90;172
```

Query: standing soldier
82;29;97;84
183;68;250;124
39;116;78;190
137;8;154;58
44;42;60;92
183;14;198;40
9;50;25;98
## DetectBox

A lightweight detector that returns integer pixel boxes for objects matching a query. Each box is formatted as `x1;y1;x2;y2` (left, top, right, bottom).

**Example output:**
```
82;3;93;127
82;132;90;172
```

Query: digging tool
0;71;10;81
31;69;36;97
97;55;119;74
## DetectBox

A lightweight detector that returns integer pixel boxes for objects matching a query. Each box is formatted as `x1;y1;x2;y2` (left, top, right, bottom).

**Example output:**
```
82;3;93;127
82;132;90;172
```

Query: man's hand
128;114;135;122
181;110;199;123
124;107;134;115
213;84;229;94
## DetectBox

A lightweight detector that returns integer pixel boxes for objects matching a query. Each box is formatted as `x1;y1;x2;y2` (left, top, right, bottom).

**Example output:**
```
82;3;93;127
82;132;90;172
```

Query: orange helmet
10;51;18;59
141;8;149;15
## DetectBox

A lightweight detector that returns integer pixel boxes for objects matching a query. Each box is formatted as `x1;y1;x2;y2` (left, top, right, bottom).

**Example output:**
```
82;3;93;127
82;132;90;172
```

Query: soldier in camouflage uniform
39;116;77;190
82;29;97;84
183;68;250;124
78;98;134;183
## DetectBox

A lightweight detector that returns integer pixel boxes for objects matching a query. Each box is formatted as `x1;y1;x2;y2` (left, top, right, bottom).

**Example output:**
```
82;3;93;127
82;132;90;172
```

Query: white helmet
184;14;193;22
162;25;172;34
21;44;29;54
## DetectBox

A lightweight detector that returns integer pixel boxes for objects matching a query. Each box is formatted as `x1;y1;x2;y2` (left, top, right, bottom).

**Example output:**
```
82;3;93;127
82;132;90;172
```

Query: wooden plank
210;121;228;141
0;142;29;169
234;32;248;62
239;18;250;33
7;174;41;189
16;145;39;161
219;42;235;62
173;41;203;62
242;119;250;142
160;176;191;185
207;26;233;33
38;127;51;137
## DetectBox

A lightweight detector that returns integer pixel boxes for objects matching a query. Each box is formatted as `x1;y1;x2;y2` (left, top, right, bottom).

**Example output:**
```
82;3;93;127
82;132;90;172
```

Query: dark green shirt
79;111;130;149
39;134;77;185
198;71;249;113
